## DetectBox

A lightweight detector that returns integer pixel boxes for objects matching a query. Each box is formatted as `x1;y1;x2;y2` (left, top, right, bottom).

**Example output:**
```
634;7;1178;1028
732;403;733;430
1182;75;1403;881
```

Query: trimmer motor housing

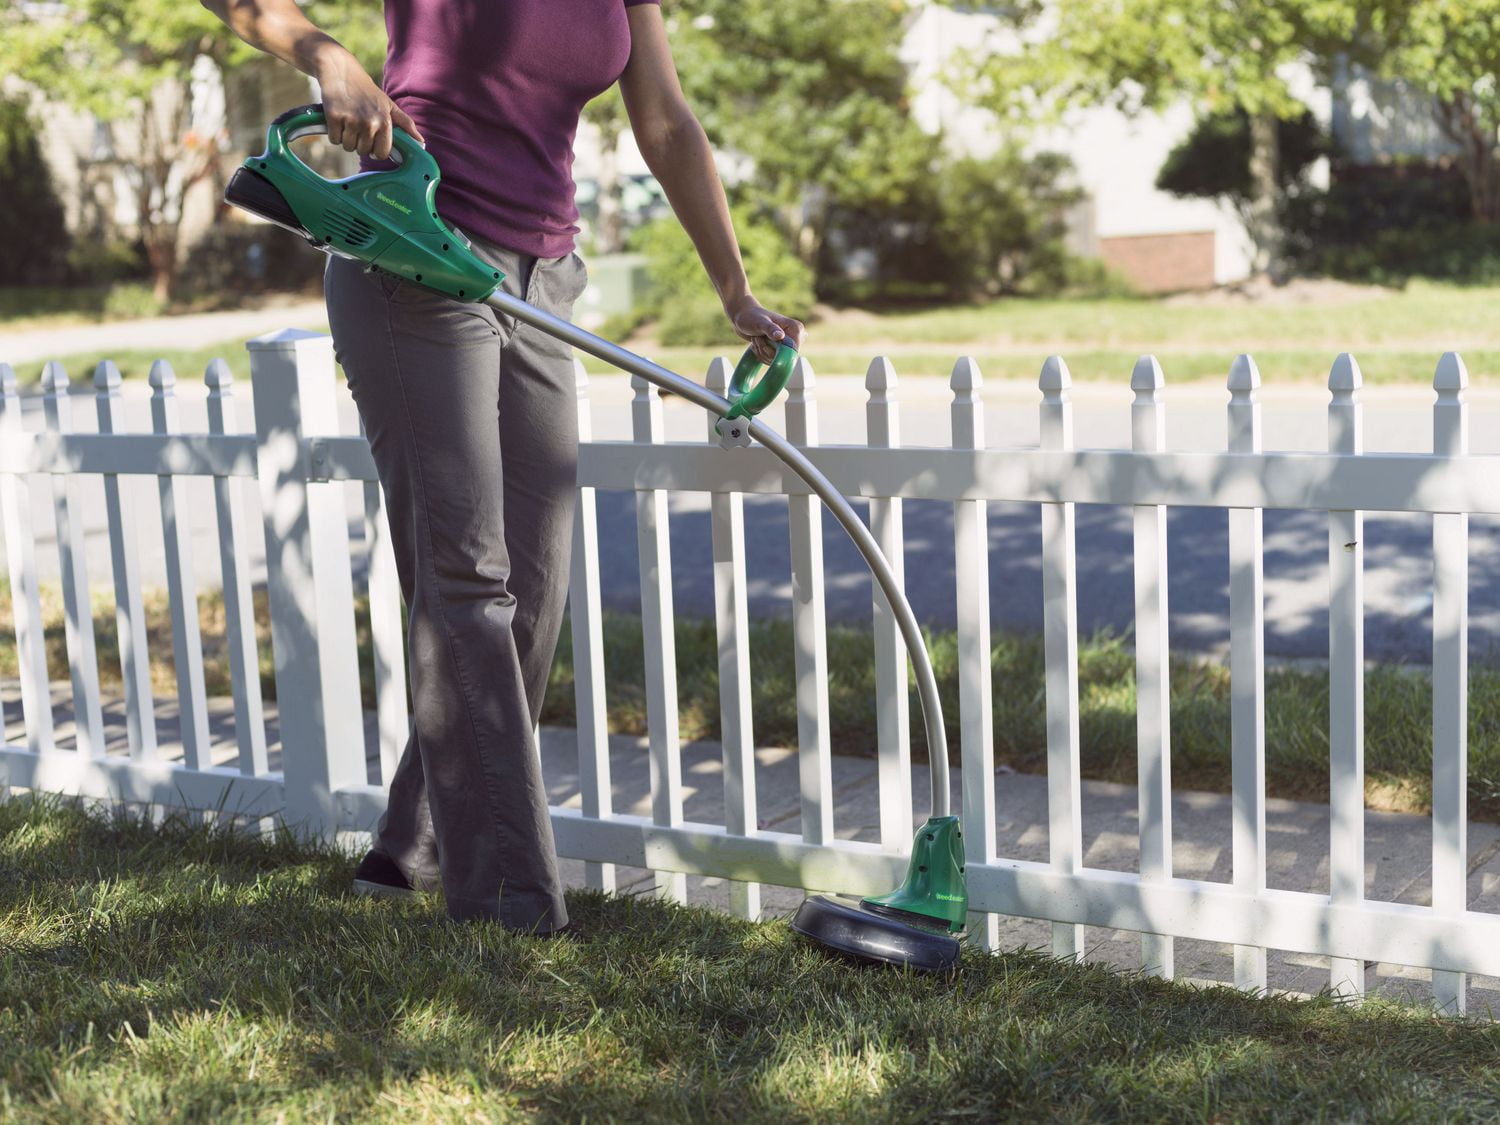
225;104;504;300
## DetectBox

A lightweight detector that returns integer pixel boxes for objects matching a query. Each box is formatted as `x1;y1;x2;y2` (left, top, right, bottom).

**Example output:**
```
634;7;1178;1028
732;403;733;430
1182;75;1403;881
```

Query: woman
206;0;805;936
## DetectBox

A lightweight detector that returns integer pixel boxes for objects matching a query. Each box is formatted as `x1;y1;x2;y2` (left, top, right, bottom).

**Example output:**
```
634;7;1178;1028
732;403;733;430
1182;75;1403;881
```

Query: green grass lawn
3;796;1500;1121
10;280;1500;386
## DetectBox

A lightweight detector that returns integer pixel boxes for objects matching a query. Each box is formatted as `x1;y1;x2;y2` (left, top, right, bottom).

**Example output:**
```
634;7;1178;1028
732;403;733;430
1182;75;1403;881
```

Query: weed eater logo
936;893;964;902
375;191;412;216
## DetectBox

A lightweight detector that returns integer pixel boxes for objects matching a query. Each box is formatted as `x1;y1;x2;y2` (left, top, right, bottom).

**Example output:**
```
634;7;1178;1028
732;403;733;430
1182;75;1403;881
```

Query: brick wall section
1099;230;1217;294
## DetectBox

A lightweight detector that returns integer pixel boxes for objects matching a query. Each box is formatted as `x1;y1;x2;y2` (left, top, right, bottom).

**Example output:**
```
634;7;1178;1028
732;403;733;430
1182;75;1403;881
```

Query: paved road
8;362;1500;663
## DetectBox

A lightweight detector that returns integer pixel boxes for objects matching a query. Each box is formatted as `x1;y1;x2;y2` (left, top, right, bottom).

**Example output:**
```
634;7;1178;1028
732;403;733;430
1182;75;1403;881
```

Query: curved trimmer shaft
483;288;952;819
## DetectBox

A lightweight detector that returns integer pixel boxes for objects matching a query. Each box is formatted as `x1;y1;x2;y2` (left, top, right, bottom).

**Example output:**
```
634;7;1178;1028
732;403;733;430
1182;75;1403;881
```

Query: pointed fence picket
1227;354;1269;992
570;359;614;893
1327;353;1365;999
1039;355;1085;963
784;358;834;848
0;364;53;756
4;329;1500;1016
950;357;997;950
705;357;761;921
1131;355;1173;980
150;361;211;771
866;358;912;852
631;373;686;904
205;360;268;777
42;363;105;757
95;361;157;762
1432;352;1470;1016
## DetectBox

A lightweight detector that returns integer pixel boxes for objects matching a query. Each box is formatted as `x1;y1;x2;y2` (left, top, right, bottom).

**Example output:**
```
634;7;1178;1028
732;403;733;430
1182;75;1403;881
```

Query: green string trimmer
227;104;969;971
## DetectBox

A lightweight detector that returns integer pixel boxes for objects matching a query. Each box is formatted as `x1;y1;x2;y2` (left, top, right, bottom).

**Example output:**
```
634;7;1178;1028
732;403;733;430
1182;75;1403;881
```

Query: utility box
575;252;651;328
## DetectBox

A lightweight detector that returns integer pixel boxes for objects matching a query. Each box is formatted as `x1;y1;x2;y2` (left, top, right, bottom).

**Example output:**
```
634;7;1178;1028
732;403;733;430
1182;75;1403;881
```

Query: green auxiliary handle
716;340;798;436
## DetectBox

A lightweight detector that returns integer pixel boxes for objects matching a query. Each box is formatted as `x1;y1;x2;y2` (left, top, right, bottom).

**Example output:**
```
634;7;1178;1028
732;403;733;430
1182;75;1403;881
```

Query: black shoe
353;850;418;901
535;920;587;942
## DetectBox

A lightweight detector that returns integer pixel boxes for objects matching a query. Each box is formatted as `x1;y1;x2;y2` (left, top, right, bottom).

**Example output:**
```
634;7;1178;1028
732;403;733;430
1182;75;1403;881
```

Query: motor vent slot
323;208;376;249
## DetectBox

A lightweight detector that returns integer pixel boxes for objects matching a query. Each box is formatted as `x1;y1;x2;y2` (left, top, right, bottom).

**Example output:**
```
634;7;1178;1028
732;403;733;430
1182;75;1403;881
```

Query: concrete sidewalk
0;300;328;368
9;682;1500;1010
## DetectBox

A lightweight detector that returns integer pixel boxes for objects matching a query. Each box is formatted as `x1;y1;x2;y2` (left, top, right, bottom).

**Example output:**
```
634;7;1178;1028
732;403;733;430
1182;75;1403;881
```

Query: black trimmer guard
791;894;961;972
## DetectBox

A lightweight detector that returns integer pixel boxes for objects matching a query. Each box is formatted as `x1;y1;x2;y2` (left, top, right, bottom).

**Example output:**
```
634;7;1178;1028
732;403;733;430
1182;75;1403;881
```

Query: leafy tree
956;0;1404;277
634;203;814;345
1156;108;1326;221
1379;0;1500;223
0;0;257;300
582;86;630;254
665;0;938;269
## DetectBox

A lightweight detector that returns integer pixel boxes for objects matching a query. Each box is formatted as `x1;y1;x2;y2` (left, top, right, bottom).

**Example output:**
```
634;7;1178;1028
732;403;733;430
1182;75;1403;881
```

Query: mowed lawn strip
11;280;1500;384
3;580;1496;821
2;796;1500;1121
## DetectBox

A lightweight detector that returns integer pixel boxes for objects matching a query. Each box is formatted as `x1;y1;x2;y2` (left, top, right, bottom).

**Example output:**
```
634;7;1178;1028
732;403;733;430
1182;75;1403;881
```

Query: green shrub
634;204;814;347
66;238;148;285
1060;256;1139;299
819;147;1082;302
178;224;327;302
101;283;165;320
1282;162;1500;285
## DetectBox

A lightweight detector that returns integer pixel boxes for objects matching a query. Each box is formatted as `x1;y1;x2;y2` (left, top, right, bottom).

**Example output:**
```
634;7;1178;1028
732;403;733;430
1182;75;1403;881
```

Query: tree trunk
1246;110;1284;280
145;229;177;304
595;121;625;255
1434;95;1500;224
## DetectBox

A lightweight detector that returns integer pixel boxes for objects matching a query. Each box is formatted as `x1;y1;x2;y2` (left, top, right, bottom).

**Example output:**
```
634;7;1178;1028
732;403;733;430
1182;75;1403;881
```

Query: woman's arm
199;0;421;159
618;6;804;362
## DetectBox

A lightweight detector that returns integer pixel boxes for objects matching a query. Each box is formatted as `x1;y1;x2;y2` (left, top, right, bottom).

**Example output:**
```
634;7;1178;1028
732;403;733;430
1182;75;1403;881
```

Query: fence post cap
1328;352;1363;394
204;358;235;390
1227;354;1261;395
1435;351;1469;393
1039;354;1071;393
864;355;898;392
40;361;69;394
93;360;122;391
1130;355;1164;393
949;356;983;393
148;359;177;391
788;355;816;390
247;328;331;352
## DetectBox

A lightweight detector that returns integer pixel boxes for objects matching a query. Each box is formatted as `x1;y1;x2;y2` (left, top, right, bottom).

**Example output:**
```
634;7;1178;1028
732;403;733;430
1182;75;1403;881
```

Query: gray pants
325;237;587;932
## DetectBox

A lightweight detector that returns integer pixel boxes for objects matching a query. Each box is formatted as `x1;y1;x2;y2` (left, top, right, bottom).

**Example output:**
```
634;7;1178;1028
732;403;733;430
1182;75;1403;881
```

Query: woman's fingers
733;303;807;363
391;105;425;147
370;111;394;160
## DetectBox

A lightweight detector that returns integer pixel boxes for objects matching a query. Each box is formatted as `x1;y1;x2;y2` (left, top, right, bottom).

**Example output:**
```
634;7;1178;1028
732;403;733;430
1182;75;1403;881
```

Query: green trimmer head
792;816;966;972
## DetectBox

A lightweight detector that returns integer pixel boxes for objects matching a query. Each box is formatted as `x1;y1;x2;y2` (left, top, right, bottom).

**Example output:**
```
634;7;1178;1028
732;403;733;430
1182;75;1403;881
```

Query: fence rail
0;330;1488;1014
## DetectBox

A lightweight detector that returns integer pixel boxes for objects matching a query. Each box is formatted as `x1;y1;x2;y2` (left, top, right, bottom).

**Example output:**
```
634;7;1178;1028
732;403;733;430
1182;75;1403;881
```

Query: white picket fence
0;328;1495;1014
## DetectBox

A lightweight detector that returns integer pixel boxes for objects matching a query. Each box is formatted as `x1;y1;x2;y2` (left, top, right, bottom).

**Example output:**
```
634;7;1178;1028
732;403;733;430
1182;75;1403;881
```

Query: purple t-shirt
378;0;660;259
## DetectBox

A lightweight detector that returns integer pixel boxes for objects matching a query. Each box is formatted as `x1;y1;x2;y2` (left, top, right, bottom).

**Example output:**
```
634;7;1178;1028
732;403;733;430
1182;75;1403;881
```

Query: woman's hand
726;294;805;364
313;49;424;160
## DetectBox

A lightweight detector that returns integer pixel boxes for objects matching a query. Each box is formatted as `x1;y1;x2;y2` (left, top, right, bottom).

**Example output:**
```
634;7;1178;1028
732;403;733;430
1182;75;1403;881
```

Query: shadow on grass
5;795;1500;1120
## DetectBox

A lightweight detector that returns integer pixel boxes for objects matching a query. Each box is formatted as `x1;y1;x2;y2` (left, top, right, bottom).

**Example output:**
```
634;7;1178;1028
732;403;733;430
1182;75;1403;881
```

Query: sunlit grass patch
3;795;1500;1119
